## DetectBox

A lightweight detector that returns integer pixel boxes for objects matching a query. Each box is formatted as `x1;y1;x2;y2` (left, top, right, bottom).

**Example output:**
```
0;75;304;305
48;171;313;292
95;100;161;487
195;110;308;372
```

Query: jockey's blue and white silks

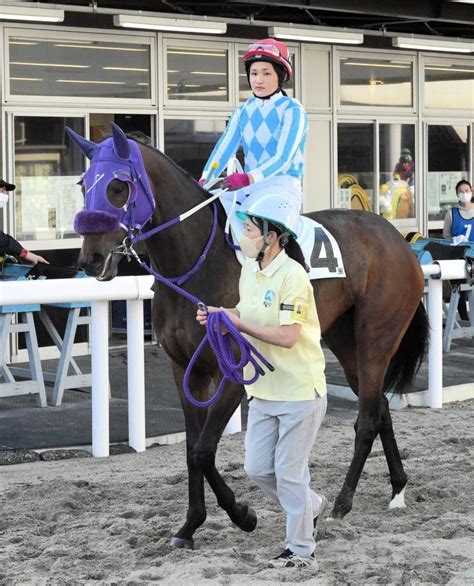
202;92;308;184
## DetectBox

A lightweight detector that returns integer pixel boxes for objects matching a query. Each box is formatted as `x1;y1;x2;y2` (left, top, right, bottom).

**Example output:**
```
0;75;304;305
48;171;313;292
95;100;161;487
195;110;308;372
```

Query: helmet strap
252;87;282;100
277;232;290;247
257;219;270;261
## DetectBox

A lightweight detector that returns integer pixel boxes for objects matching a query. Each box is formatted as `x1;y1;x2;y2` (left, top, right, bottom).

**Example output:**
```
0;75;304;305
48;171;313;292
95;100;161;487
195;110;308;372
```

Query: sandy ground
1;400;473;585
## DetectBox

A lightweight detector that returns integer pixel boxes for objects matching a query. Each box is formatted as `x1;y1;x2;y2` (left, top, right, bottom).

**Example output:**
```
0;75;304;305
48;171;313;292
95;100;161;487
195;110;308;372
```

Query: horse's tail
383;302;430;394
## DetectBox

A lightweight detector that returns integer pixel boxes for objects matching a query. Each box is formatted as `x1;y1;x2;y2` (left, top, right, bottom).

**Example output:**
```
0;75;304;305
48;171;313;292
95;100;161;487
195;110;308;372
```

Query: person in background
196;196;327;569
199;38;308;225
443;179;474;243
0;179;49;265
393;148;415;188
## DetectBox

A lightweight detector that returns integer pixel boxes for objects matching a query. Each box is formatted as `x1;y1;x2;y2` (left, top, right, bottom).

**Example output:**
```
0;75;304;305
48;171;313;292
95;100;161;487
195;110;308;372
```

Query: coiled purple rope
183;309;274;408
133;256;274;409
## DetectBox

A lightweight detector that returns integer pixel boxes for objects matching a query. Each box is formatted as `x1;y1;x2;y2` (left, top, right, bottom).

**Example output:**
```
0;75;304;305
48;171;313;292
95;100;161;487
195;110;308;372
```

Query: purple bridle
66;123;273;407
67;124;156;235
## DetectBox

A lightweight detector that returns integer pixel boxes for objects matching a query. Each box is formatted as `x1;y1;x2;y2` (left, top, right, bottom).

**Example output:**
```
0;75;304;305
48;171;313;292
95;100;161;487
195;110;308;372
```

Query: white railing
422;260;471;409
0;259;471;456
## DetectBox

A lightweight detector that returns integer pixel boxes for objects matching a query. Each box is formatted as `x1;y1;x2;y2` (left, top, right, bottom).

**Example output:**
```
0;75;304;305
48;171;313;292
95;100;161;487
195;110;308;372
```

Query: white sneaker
313;495;328;540
268;548;315;569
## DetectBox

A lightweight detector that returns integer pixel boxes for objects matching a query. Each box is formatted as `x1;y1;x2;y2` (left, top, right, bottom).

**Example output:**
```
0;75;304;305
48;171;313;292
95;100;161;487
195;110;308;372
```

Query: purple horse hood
66;123;156;235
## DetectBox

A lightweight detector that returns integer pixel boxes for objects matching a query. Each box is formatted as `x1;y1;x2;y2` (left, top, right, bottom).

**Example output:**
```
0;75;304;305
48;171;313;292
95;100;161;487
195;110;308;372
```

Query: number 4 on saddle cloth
225;208;346;280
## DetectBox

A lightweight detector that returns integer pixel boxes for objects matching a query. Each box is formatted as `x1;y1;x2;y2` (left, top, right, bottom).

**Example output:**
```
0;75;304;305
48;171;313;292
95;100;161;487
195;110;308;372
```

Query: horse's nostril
78;252;105;276
91;253;104;266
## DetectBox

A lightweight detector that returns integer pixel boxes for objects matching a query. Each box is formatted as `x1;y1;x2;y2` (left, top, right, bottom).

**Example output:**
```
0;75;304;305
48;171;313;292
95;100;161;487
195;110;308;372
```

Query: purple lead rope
183;311;274;408
133;255;274;410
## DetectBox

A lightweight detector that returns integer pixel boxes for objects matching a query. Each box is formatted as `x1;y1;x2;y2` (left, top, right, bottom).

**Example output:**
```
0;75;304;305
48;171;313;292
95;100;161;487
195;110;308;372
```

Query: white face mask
239;234;264;259
458;192;472;204
0;193;8;208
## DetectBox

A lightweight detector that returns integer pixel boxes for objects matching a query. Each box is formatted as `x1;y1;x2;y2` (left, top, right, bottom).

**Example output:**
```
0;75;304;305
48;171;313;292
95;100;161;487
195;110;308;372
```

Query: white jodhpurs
244;394;327;557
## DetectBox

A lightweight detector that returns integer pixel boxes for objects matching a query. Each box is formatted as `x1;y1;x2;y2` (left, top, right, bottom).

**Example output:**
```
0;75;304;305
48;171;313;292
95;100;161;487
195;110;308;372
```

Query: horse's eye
107;181;130;209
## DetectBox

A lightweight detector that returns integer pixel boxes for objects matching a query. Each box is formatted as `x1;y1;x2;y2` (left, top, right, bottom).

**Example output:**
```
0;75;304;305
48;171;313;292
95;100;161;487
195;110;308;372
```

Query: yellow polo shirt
236;250;326;401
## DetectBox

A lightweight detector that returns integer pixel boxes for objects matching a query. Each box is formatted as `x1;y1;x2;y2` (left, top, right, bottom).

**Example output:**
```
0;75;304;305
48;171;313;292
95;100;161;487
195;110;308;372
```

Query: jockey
199;38;308;232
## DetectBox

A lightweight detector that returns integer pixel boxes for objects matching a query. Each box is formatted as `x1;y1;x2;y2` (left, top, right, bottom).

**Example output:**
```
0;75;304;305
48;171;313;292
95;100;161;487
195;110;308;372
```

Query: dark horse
68;125;429;549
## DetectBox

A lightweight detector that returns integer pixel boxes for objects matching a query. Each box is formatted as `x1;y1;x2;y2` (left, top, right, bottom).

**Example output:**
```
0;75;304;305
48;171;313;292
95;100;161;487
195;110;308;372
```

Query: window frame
4;25;156;107
421;53;474;118
336;47;417;115
162;36;234;111
335;116;420;231
424;118;473;231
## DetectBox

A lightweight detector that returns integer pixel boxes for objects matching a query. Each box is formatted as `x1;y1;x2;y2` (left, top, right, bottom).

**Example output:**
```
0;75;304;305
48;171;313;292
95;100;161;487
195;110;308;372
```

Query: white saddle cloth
219;190;345;280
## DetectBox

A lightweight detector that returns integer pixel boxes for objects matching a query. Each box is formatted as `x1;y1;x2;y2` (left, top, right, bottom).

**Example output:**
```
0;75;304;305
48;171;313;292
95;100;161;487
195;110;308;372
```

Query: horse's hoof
329;507;348;520
388;484;407;510
170;536;194;549
234;505;257;533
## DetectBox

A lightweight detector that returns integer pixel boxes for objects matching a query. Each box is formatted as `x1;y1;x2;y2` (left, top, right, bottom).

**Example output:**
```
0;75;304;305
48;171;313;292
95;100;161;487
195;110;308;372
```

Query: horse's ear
111;122;130;160
65;126;96;160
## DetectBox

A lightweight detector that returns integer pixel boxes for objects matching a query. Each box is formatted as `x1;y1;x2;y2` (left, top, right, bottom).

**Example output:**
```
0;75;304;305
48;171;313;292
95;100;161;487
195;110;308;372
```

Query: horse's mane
125;132;205;194
124;133;230;231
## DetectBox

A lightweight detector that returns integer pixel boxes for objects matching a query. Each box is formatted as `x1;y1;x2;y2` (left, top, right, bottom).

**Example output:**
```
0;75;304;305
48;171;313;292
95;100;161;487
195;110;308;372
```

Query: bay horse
68;124;429;549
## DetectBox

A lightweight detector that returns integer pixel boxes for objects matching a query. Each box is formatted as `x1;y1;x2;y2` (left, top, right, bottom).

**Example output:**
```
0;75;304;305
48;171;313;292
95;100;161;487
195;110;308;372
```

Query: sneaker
268;548;315;568
313;495;328;540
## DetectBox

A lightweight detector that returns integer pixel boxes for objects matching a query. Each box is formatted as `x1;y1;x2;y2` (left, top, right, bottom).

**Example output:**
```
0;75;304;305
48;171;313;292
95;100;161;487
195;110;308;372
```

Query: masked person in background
443;179;474;244
199;39;308;239
196;196;327;569
0;179;49;265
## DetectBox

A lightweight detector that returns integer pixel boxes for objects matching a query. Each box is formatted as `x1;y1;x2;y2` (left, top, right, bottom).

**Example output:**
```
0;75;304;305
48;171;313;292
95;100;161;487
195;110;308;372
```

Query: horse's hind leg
379;394;407;509
324;309;405;519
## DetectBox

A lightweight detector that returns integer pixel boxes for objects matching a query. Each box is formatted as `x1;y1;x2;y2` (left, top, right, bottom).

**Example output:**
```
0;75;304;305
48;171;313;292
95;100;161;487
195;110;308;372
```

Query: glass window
238;49;295;102
337;123;374;212
427;125;470;222
89;113;155;146
9;36;151;99
424;61;474;110
166;47;228;101
164;119;227;179
14;116;85;241
379;124;415;219
340;57;413;107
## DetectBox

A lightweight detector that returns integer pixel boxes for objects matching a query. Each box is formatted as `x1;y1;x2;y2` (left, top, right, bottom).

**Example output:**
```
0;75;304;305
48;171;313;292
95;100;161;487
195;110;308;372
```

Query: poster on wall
337;187;351;209
439;172;463;203
20;176;83;239
427;171;465;215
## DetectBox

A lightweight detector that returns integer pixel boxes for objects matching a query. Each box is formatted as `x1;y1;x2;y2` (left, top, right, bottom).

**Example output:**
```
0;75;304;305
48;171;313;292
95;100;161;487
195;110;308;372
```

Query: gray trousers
244;394;327;557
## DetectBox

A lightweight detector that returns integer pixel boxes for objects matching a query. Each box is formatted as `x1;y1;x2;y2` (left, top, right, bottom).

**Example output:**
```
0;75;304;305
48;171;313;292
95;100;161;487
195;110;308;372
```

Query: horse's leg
324;313;408;514
170;362;210;549
171;364;256;548
330;306;407;519
322;309;359;395
379;394;408;509
193;380;257;533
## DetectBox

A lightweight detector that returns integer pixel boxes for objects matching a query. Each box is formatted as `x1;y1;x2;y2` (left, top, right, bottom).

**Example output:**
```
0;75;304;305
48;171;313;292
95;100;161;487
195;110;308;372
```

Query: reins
117;187;273;408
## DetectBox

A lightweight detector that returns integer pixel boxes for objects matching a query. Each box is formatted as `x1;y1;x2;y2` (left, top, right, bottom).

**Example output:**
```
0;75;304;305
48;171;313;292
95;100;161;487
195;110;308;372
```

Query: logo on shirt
263;289;276;308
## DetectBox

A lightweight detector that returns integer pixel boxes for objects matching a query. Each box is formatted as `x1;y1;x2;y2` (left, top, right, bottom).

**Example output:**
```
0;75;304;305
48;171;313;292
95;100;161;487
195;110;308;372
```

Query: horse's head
66;123;156;280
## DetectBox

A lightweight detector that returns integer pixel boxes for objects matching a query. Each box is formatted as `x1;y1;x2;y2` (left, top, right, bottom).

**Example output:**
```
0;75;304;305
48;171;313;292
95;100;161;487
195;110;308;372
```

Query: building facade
0;17;473;268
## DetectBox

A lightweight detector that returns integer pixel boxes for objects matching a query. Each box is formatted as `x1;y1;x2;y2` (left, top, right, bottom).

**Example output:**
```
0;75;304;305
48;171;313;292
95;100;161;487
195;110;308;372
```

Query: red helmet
243;38;292;82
